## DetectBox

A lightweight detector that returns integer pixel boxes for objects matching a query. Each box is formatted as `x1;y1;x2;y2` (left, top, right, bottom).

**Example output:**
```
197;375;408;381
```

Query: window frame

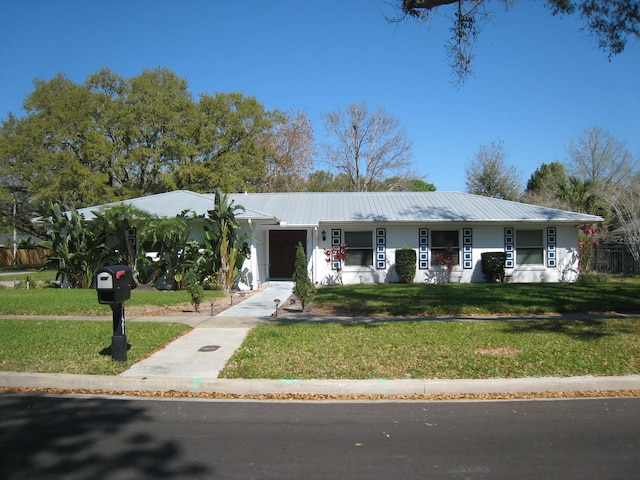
431;230;460;266
515;229;544;265
344;230;374;267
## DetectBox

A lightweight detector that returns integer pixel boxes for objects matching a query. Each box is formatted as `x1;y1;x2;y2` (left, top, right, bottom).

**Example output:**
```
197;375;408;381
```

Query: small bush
293;243;315;310
395;248;417;283
184;270;204;311
576;271;611;284
481;252;506;283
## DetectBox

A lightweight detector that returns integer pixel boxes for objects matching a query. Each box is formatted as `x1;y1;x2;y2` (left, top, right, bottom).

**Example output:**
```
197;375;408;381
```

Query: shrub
184;270;204;311
395;248;417;283
576;271;611;284
293;243;315;310
481;252;506;282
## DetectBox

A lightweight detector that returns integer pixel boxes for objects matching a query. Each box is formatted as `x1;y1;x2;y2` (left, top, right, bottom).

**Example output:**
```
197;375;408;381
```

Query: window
431;230;460;266
516;230;543;265
344;231;373;266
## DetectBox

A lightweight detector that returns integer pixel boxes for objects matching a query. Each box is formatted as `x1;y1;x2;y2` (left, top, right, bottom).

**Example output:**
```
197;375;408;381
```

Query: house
75;190;603;286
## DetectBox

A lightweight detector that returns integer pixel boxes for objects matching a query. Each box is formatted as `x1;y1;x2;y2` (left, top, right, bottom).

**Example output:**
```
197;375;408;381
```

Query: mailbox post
96;265;136;361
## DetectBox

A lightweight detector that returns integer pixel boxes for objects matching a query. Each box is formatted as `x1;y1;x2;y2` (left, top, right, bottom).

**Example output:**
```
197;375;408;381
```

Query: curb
2;372;639;397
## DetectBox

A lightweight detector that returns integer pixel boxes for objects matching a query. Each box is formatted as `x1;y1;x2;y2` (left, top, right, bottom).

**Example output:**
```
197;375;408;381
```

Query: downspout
312;226;317;284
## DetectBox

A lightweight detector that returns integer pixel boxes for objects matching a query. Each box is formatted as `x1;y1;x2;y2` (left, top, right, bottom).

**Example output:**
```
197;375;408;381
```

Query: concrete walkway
119;282;293;380
2;280;640;397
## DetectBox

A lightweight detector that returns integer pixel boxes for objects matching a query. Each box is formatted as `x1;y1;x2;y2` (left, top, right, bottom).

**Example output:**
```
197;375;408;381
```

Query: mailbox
96;265;136;305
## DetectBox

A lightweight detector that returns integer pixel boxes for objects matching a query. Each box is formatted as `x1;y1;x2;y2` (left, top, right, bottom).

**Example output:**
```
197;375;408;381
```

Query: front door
269;230;307;279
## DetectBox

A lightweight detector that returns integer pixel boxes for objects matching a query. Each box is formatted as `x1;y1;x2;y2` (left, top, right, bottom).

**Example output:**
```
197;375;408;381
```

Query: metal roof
74;190;603;225
228;191;603;225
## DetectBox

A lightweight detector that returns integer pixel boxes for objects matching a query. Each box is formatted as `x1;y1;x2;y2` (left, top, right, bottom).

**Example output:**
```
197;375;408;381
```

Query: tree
0;75;113;232
292;242;315;310
0;68;285;227
304;170;352;192
556;176;605;216
525;162;568;194
566;126;635;191
521;162;570;209
465;140;521;200
406;178;437;191
321;101;414;192
110;68;197;197
262;109;316;192
397;1;640;84
181;92;279;194
204;189;249;292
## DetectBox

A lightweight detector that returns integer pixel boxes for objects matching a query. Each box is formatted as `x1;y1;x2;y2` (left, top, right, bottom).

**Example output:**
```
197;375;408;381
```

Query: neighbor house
75;190;603;287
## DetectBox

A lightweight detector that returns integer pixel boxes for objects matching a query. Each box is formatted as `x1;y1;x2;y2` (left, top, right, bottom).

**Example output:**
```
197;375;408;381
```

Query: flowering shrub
578;224;598;274
434;245;454;271
324;243;349;285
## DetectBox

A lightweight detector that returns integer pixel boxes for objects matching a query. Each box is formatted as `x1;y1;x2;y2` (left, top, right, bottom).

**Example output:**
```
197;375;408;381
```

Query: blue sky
1;0;638;192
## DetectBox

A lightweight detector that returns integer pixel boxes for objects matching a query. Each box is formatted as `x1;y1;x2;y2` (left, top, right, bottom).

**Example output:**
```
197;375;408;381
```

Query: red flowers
577;224;598;273
324;243;349;267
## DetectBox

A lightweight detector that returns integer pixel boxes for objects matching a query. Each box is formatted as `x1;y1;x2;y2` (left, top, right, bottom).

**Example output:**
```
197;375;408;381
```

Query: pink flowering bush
577;224;598;274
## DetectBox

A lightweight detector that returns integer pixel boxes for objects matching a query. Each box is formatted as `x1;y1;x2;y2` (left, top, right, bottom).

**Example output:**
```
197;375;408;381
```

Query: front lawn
0;288;225;315
2;280;640;380
310;281;640;316
0;319;189;375
220;318;640;379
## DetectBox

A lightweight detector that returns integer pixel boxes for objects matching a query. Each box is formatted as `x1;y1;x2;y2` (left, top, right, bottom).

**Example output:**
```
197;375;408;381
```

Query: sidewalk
2;281;640;398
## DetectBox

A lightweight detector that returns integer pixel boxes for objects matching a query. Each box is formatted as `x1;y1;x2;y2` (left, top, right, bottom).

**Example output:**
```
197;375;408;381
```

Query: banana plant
41;202;106;288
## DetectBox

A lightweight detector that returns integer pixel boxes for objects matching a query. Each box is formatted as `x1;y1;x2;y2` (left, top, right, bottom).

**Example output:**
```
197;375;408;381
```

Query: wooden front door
269;230;307;279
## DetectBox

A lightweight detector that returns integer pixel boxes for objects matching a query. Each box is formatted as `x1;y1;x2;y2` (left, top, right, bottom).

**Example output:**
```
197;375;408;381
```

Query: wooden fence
0;248;52;266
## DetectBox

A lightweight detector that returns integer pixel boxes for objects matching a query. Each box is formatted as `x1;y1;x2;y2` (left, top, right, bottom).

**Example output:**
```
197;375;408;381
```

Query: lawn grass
220;318;640;380
2;280;640;379
0;288;225;315
310;280;640;316
0;319;190;375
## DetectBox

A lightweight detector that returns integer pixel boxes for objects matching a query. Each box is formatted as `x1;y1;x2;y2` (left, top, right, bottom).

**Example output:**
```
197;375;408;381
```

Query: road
1;394;638;479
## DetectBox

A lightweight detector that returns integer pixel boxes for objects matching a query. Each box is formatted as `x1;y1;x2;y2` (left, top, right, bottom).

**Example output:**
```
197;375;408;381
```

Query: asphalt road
1;394;638;479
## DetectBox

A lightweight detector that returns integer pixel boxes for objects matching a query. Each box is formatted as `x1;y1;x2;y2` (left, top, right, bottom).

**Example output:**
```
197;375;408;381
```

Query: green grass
220;318;640;380
2;280;640;379
0;319;190;375
0;288;225;315
311;281;640;316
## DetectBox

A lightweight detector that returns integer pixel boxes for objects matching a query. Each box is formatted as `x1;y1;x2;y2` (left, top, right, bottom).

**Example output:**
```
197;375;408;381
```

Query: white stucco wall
309;223;581;285
230;221;582;286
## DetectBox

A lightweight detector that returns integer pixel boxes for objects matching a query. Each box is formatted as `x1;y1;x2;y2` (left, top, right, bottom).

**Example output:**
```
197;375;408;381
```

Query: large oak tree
0;68;307;234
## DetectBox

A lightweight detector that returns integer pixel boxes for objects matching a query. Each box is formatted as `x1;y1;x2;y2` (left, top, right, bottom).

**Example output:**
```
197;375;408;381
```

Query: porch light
322;230;326;241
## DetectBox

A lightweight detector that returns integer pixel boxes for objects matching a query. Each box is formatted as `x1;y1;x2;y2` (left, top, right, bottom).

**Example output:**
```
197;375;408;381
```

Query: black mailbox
96;265;135;305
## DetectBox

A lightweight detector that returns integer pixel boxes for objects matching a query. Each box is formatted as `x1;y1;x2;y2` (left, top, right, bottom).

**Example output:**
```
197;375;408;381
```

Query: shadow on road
0;394;209;479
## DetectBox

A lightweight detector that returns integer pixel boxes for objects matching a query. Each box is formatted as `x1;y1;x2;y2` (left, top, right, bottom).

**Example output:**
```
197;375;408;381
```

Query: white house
76;190;603;286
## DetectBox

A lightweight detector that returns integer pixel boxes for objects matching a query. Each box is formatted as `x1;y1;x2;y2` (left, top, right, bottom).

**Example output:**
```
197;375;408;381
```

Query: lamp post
274;298;280;316
12;197;17;266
